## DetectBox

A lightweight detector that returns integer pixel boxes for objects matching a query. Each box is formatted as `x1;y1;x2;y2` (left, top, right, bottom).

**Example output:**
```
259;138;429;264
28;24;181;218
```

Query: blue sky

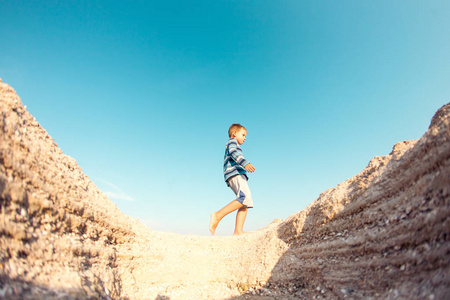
1;1;449;236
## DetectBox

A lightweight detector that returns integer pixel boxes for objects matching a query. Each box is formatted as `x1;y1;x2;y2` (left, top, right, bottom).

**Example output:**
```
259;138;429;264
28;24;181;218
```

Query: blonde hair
228;123;247;138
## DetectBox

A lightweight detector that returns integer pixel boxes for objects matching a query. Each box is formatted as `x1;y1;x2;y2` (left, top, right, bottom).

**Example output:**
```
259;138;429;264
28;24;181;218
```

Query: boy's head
228;123;246;138
228;123;247;145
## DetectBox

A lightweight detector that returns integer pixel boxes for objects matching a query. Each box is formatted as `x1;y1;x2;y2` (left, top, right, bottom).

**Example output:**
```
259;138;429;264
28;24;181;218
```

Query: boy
209;123;256;236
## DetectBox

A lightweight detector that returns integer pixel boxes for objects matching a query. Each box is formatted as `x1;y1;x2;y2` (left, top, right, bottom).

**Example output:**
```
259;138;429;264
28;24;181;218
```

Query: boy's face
234;128;247;145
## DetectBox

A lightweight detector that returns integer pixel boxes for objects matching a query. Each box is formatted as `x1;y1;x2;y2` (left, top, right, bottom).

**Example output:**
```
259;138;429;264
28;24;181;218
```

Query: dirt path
117;221;286;299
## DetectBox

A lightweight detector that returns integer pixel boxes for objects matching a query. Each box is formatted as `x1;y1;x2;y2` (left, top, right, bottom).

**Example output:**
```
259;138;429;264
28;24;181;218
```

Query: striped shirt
223;138;249;184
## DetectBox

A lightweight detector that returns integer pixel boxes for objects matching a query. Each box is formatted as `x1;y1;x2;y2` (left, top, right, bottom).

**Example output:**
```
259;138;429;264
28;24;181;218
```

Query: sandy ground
1;79;449;299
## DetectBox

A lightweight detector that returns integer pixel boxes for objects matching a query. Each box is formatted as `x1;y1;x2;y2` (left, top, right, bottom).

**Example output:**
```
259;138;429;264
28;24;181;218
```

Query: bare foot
209;212;219;235
233;231;250;236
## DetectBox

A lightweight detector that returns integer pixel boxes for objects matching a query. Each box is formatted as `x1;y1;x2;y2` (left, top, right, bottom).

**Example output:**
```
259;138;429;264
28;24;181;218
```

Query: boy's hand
245;163;255;173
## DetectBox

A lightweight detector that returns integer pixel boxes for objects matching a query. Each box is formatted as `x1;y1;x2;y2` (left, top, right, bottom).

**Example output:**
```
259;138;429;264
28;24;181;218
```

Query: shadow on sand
0;274;114;299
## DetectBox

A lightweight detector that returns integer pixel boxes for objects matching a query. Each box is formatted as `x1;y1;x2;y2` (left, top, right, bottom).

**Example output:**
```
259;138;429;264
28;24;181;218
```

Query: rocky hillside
0;79;141;299
1;79;449;299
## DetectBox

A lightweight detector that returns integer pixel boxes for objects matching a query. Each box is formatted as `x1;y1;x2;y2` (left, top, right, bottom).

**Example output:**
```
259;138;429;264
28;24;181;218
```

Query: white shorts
227;175;253;208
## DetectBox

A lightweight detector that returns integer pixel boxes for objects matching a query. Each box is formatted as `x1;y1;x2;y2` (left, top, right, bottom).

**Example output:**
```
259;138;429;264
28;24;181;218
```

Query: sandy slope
1;79;449;299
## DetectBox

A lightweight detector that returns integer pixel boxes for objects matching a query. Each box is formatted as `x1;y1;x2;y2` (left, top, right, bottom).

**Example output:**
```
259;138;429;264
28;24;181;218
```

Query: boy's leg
233;206;248;236
209;200;243;235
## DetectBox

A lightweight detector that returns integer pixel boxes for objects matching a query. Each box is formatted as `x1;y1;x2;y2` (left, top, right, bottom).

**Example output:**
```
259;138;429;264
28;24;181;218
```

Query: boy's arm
228;141;255;172
228;141;249;167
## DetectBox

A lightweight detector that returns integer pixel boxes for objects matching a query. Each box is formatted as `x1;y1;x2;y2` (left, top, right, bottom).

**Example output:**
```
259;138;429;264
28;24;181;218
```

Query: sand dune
1;79;449;299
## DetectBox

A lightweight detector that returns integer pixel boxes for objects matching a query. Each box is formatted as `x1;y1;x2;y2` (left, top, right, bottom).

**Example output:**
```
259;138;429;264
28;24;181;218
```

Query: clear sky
1;1;449;236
